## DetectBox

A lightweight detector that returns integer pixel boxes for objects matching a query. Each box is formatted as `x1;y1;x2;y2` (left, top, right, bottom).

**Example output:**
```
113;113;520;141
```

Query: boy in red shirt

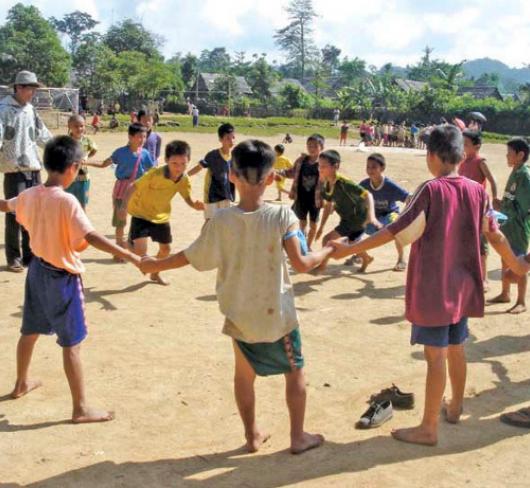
330;125;529;446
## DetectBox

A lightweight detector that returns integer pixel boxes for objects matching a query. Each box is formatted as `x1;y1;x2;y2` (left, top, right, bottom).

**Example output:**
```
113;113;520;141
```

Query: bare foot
442;399;463;424
483;281;490;293
150;273;169;286
10;379;43;399
113;255;125;263
393;260;407;272
72;407;114;424
245;431;271;453
290;432;325;454
359;255;374;273
507;303;527;314
391;426;437;446
487;294;510;304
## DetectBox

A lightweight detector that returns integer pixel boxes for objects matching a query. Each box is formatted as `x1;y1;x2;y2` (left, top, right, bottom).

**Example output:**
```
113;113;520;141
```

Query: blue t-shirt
111;146;154;180
360;177;409;217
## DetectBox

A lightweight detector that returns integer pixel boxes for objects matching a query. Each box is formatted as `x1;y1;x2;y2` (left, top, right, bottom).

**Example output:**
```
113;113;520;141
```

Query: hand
492;198;502;211
273;171;283;182
126;253;142;268
193;201;205;211
139;255;158;274
369;219;383;230
328;239;356;260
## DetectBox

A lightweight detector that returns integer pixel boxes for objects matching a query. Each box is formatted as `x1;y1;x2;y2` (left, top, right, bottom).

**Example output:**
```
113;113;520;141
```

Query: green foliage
246;57;277;103
281;84;310;109
50;11;98;55
199;47;231;72
104;19;163;59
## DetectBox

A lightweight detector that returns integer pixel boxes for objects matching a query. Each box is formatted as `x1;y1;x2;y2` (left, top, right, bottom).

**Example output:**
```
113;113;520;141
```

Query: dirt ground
1;130;528;487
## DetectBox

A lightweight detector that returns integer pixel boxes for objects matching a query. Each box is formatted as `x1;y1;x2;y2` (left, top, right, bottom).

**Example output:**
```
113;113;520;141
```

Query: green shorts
236;328;304;376
66;179;90;208
112;198;127;228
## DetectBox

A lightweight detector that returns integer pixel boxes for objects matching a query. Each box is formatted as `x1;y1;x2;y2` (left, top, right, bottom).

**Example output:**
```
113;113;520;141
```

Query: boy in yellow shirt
128;140;204;285
273;144;293;201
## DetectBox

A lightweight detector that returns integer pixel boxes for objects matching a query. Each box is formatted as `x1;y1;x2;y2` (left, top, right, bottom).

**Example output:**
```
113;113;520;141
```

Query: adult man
0;70;52;272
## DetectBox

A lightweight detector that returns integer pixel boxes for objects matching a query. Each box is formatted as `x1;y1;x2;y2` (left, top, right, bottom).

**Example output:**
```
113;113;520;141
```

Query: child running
315;150;378;272
188;123;235;219
64;114;98;210
140;139;332;454
137;109;162;166
0;136;140;422
329;125;529;446
273;144;293;201
359;153;411;271
127;140;204;285
489;137;530;314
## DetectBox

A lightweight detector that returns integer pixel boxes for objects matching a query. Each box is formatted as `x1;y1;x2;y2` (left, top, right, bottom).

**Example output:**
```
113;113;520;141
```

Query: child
128;140;204;285
140;139;332;454
283;133;293;144
91;123;154;251
489;138;530;314
90;112;101;134
359;153;411;271
273;144;293;201
339;121;349;146
188;123;236;220
329;125;529;446
459;130;500;290
278;134;325;250
0;135;140;422
315;150;378;272
65;114;98;210
137;109;162;166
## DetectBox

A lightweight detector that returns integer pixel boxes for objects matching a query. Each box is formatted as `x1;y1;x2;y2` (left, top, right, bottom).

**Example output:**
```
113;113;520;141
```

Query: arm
156;135;162;161
479;160;499;203
330;228;395;260
187;163;204;176
0;199;9;213
87;149;97;159
363;192;381;228
184;196;204;211
86;157;112;169
85;231;140;267
316;201;333;240
283;229;334;273
139;250;190;274
485;228;530;275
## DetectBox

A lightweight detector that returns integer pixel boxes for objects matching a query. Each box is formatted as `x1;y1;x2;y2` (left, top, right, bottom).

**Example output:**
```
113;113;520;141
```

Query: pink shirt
8;185;94;274
458;155;486;187
387;176;497;326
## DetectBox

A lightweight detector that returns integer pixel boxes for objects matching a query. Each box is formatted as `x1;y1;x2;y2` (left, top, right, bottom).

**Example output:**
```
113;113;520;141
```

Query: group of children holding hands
1;117;530;453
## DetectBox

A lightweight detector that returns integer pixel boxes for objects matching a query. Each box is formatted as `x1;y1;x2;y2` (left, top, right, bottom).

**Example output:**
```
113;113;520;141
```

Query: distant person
339;120;349;146
91;112;102;134
153;109;160;126
137;109;162;167
333;108;340;126
283;133;293;144
192;106;199;128
273;144;293;201
109;114;119;129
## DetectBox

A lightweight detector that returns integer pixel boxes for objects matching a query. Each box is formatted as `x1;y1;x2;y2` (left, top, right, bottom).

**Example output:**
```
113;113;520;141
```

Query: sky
1;0;529;68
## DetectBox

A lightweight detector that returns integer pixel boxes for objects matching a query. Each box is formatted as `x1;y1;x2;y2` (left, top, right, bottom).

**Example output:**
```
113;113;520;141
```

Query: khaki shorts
204;199;231;219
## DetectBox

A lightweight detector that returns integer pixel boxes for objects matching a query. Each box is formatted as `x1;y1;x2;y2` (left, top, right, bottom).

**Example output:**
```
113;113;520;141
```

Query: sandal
393;261;407;272
500;407;530;428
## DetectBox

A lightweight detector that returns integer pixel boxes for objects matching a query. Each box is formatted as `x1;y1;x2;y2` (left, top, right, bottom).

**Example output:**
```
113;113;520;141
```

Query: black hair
274;144;285;154
165;140;191;159
136;109;153;120
426;124;464;165
307;133;325;147
507;137;530;162
231;139;275;185
319;149;341;166
462;130;482;146
218;123;235;139
67;114;85;126
43;135;84;173
128;123;147;136
367;152;386;169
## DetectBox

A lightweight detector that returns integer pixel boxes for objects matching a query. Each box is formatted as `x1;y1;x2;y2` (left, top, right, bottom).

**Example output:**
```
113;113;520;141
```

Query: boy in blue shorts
0;136;140;422
360;153;411;271
140;139;333;454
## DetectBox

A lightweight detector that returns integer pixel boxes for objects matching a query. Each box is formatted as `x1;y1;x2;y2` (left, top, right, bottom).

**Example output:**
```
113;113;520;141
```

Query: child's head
67;114;86;140
137;109;153;130
44;136;84;186
274;144;285;156
318;149;340;181
366;153;386;179
165;140;191;178
462;130;482;157
426;125;464;174
218;123;236;148
230;139;275;188
506;138;529;167
306;133;325;159
128;122;147;148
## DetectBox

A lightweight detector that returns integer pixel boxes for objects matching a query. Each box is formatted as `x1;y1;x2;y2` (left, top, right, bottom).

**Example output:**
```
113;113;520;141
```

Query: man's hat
12;70;42;87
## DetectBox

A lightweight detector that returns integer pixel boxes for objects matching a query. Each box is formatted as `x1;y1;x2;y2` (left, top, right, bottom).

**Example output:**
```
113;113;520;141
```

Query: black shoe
370;384;415;410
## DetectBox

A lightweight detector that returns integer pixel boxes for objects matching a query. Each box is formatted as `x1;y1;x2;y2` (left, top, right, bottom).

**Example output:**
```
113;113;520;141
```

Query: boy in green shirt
489;138;530;314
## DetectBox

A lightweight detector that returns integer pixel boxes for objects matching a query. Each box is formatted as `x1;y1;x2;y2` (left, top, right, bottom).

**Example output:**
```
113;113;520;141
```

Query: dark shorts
236;328;304;376
129;216;172;244
334;221;364;241
411;317;468;348
22;258;87;348
292;197;320;223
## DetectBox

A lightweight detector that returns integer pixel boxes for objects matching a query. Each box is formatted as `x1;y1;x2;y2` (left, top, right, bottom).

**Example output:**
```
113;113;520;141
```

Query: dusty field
1;130;528;487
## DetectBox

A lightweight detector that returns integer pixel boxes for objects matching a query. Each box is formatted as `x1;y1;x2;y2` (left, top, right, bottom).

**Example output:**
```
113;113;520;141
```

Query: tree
337;57;366;86
274;0;318;82
0;3;70;86
321;44;341;75
281;84;308;109
50;11;98;56
104;19;163;59
199;47;231;73
246;56;276;103
180;53;199;88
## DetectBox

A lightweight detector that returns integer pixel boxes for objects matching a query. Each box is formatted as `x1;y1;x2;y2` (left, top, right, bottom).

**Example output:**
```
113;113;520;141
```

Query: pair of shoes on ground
370;384;415;410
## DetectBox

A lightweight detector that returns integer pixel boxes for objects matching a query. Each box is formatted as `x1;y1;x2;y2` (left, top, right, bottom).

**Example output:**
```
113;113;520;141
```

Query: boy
140;139;333;454
65;114;98;210
137;109;162;166
315;150;378;273
339;121;349;146
329;125;529;446
360;153;411;271
489;138;530;314
273;144;293;201
188;123;235;219
0;136;140;422
459;130;500;290
278;134;325;250
91;123;154;250
128;140;204;285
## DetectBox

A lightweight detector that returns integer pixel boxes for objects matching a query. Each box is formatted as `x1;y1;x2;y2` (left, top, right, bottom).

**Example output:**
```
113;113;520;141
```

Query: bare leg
307;222;318;250
299;219;308;239
150;243;171;286
393;240;407;271
508;273;527;314
392;345;446;446
488;260;511;303
114;225;127;262
11;334;42;398
444;344;466;423
63;345;114;423
232;341;270;453
285;368;324;454
358;251;374;272
481;254;489;291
